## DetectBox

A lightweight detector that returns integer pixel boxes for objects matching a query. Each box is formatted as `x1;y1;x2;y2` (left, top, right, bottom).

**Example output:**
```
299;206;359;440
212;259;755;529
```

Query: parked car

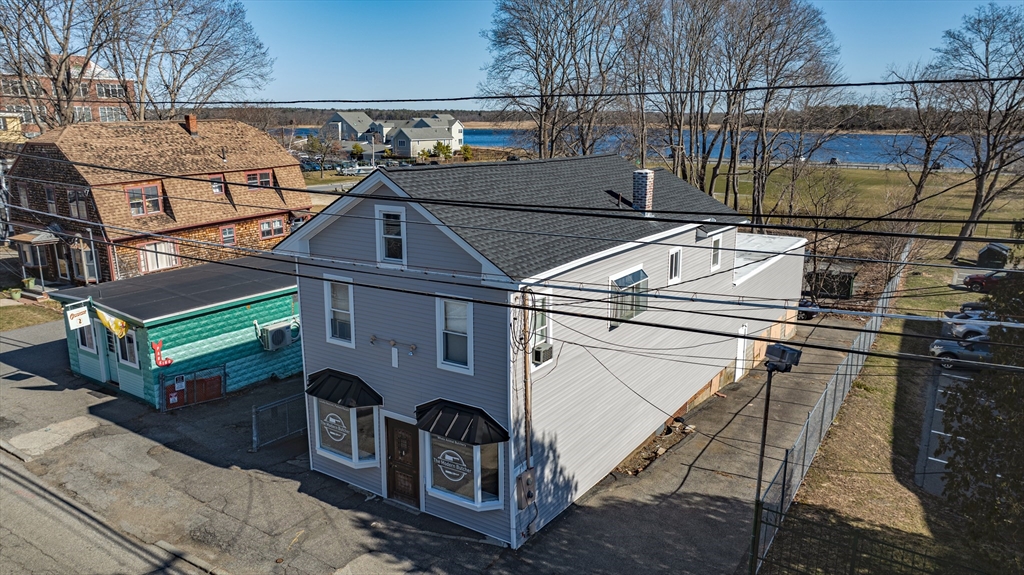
796;298;818;321
340;165;376;176
960;301;989;313
963;270;1012;293
930;335;992;370
952;313;1020;339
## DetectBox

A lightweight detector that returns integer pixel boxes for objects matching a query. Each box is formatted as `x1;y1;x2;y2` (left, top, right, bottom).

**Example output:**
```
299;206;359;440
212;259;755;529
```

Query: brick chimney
633;169;654;215
184;114;198;136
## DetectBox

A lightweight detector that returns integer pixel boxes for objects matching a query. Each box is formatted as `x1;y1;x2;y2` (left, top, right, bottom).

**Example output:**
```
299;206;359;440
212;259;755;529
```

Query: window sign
431;435;476;501
315;400;377;466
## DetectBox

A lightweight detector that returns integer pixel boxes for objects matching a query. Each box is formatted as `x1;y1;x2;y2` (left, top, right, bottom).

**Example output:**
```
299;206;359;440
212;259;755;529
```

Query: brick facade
1;76;136;136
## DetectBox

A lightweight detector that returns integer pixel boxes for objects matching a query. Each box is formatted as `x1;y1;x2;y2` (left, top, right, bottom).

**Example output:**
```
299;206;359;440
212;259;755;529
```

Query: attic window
126;183;162;216
210;175;225;195
247;170;272;189
610;268;649;328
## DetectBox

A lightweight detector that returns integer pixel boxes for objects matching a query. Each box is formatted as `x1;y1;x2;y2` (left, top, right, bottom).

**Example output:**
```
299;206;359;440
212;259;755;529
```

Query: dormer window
126;183;162;216
246;170;271;189
210;175;225;194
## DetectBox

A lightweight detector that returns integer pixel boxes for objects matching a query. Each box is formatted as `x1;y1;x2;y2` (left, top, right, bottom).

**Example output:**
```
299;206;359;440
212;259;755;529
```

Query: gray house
274;155;805;548
322;111;373;141
390;126;455;158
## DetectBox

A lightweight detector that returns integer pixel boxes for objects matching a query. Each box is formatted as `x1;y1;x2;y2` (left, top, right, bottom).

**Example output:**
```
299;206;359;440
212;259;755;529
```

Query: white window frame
668;247;682;284
436;297;473;376
67;188;88;219
711;237;722;270
76;322;96;353
530;291;553;369
139;241;179;273
609;264;649;329
116;329;139;368
323;275;355;348
17;183;28;208
375;205;407;268
44;186;56;213
424;433;504;512
312;400;379;469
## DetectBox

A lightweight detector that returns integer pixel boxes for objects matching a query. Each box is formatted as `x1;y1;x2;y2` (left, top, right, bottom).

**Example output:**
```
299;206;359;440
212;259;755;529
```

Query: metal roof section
415;399;510;445
50;256;296;324
305;369;384;407
733;233;808;286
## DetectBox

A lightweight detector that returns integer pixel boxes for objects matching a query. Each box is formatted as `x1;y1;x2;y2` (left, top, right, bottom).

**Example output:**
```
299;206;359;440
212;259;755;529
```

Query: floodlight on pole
748;343;802;574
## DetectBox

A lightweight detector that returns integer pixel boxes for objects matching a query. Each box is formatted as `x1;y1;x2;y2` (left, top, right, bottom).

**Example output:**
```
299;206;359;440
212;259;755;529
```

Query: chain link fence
251;392;307;452
751;240;913;573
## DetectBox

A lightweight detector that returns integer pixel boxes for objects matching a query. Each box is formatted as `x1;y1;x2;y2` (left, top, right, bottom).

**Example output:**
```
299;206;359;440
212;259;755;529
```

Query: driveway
2;317;858;574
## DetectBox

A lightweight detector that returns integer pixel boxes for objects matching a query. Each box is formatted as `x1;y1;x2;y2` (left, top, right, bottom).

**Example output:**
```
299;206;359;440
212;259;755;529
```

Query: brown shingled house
6;115;311;285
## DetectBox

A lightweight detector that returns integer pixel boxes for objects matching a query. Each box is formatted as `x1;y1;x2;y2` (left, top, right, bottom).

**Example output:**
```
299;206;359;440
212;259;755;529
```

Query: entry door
735;324;749;381
386;418;420;508
104;328;120;384
56;244;70;280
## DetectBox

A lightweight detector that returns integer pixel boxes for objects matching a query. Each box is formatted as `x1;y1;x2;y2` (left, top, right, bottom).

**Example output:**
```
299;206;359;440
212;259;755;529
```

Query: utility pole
0;155;10;242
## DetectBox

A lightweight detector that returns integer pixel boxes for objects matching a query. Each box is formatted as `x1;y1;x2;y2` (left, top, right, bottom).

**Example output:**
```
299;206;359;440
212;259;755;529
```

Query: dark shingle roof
51;256;295;324
380;155;744;280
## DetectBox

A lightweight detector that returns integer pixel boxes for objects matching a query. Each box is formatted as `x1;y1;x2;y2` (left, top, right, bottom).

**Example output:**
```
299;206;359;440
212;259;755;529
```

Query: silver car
929;336;992;370
949;312;1021;339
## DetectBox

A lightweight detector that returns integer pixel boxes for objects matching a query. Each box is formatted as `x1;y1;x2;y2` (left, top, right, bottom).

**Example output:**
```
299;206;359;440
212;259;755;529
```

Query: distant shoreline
272;122;903;137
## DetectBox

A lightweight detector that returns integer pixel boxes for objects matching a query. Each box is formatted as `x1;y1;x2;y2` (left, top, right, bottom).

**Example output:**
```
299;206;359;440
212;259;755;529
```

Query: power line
12;212;1021;374
24;74;1024;106
5;150;1023;246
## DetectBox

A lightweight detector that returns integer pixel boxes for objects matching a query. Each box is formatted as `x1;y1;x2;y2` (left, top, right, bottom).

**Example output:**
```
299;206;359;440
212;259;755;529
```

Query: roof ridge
381;153;623;173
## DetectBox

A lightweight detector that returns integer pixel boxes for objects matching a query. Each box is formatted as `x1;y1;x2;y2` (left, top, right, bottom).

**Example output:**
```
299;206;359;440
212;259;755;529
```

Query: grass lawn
301;172;364;186
0;299;63;332
774;239;1011;572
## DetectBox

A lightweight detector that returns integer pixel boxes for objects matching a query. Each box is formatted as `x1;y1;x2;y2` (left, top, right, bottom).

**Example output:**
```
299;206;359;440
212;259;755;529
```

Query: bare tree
617;0;661;167
934;3;1024;261
798;166;857;299
103;0;273;119
884;62;961;218
0;0;124;130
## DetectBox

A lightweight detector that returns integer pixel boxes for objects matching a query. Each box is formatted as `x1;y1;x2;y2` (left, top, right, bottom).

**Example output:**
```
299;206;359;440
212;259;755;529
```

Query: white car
341;165;376;176
950;312;1021;339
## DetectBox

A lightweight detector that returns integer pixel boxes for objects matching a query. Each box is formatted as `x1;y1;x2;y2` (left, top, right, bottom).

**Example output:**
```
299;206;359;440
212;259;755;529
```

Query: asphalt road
0;451;199;575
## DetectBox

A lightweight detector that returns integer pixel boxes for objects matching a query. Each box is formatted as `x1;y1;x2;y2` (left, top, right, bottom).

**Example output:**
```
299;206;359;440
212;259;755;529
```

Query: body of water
270;127;961;166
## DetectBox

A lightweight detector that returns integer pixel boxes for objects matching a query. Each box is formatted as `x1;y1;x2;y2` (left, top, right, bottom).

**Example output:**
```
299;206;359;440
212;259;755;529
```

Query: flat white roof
733;233;806;285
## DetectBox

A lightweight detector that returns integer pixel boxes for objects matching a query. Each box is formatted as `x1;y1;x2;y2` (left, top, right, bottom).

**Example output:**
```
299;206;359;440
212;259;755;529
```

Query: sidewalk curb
155;540;232;575
0;439;32;463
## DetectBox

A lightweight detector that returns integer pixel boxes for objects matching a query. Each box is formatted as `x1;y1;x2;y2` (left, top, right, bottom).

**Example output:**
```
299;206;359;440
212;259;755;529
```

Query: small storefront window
315;399;377;467
428;435;501;508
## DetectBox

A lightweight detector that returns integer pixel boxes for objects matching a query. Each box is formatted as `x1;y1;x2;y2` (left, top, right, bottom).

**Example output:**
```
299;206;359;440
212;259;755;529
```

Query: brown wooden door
386;418;420;508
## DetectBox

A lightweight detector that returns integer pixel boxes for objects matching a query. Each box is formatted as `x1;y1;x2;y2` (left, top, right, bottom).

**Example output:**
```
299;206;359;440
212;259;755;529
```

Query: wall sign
321;412;349;443
151;340;173;367
435;449;470;482
65;306;91;330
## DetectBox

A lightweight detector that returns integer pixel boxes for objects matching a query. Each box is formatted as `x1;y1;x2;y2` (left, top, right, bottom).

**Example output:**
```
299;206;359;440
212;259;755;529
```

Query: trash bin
977;243;1010;269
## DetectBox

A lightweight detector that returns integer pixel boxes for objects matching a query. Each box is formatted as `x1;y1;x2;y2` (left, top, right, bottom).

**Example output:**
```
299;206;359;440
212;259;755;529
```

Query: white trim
312;400;380;470
274;174;512;285
76;321;97;354
608;263;647;329
435;297;474;376
667;247;683;285
424;433;504;512
522;224;700;285
116;329;139;368
710;237;722;271
142;286;296;326
323;274;355;348
375;204;407;268
733;238;808;287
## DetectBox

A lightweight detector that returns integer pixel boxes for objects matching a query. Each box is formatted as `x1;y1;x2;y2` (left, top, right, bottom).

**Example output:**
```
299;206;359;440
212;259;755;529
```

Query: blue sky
241;0;1014;109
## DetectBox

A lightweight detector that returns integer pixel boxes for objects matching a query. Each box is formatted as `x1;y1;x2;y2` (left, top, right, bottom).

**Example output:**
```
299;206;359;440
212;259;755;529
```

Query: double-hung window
126;183;162;216
426;435;501;510
44;186;56;213
376;206;405;266
246;170;272;189
437;298;472;374
260;218;284;239
220;225;235;245
711;237;722;270
324;277;354;347
17;183;28;208
18;244;46;267
139;241;179;273
610;267;649;329
96;84;126;99
98;106;128;122
68;189;88;218
73;106;93;122
210;175;225;195
314;400;377;468
668;248;682;284
530;294;552;366
77;323;96;353
117;329;139;368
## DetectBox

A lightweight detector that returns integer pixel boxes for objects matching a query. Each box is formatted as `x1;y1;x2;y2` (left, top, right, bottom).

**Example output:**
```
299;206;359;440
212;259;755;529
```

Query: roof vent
633;169;654;216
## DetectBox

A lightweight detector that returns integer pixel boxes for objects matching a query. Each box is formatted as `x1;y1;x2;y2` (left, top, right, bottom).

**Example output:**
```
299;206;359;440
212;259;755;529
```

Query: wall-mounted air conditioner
532;343;553;365
261;320;294;351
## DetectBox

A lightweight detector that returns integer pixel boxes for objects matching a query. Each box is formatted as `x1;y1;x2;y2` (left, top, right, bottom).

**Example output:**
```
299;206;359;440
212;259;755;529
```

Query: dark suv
929;336;992;370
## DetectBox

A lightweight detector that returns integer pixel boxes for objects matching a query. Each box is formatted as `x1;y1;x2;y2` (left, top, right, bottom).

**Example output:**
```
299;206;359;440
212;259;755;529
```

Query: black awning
415;399;509;445
305;369;383;408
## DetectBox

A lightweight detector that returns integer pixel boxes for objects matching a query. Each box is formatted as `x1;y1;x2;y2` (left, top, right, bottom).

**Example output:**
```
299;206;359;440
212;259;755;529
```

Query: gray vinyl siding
517;227;800;533
300;185;514;543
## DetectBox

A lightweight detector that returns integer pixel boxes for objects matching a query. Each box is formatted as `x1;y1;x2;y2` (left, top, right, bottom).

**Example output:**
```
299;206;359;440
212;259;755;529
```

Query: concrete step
20;290;49;302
